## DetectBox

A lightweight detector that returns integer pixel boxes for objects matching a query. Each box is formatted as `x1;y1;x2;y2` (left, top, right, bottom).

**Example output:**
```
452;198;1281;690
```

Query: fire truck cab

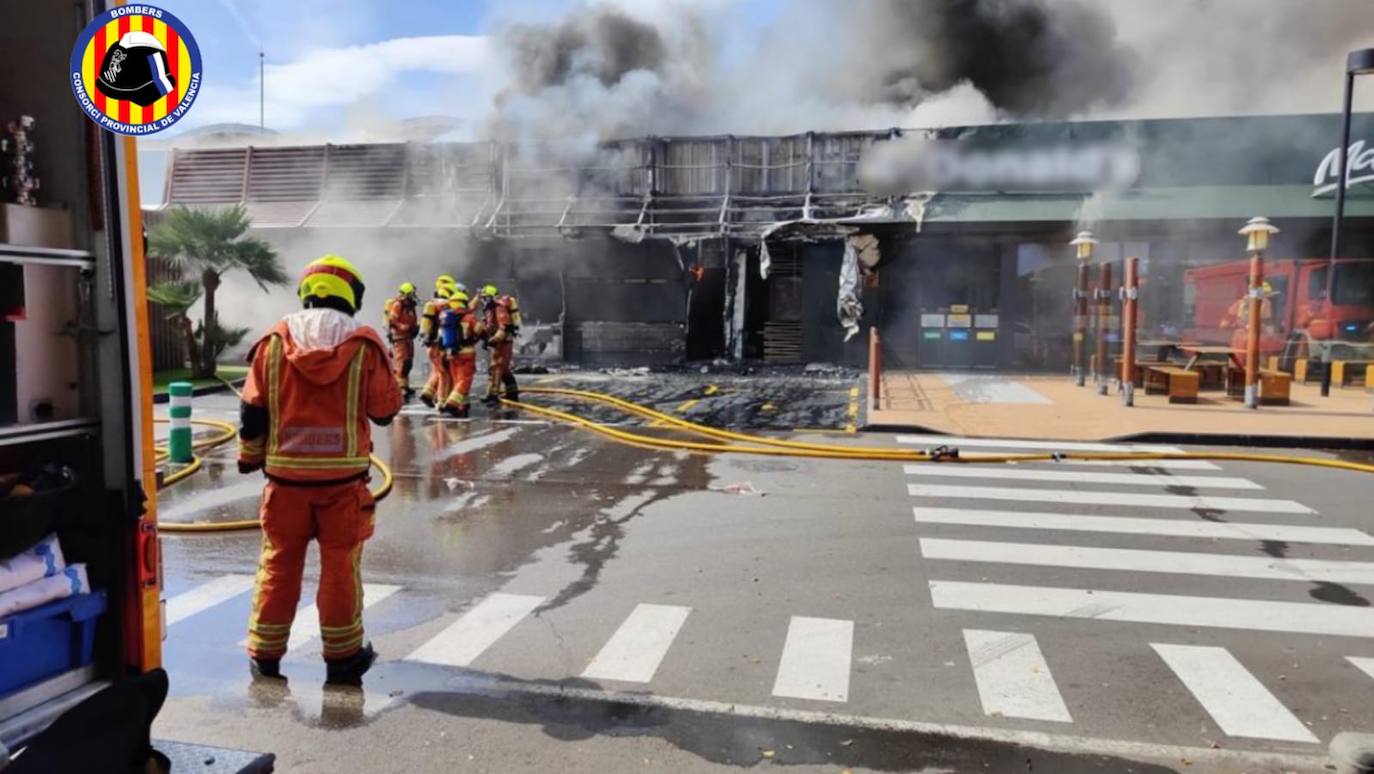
1183;257;1374;365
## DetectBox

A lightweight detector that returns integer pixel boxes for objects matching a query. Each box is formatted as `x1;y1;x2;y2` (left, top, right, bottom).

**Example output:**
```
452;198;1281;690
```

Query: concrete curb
857;423;1374;451
152;379;244;405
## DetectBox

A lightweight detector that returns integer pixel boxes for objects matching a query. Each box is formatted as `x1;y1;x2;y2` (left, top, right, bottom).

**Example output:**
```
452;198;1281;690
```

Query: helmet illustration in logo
96;32;176;108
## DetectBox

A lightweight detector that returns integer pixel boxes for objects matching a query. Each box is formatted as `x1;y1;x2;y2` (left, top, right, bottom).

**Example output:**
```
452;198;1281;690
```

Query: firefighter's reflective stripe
266;335;284;455
345;348;363;459
263;342;370;476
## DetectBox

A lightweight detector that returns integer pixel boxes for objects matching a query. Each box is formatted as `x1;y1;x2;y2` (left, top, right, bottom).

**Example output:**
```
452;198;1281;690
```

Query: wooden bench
1144;366;1200;403
1227;367;1292;405
1331;360;1371;387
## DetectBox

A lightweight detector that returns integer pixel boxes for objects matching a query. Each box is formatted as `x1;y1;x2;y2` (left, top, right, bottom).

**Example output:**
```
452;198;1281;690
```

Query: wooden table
1178;345;1240;390
1136;339;1182;362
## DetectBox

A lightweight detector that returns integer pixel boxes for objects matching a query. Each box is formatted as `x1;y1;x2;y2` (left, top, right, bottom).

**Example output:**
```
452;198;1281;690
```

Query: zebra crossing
157;434;1374;748
902;434;1374;743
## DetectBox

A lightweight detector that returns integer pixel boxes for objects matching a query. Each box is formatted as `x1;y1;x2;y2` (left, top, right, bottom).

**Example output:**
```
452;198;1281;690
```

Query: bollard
168;382;193;464
1330;732;1374;774
1073;260;1090;386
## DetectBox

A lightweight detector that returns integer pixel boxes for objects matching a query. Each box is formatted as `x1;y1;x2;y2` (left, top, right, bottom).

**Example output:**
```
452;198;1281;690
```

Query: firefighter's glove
238;459;264;475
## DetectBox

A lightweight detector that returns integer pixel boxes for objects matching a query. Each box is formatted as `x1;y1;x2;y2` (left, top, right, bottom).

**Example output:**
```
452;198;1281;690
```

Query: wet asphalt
148;373;1374;773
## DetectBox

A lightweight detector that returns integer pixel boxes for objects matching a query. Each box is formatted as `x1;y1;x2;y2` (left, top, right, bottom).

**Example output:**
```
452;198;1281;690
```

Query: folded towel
0;564;88;618
0;534;66;595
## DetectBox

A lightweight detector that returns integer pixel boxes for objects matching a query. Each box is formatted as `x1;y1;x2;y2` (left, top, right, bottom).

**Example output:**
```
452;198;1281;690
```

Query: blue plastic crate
0;590;107;697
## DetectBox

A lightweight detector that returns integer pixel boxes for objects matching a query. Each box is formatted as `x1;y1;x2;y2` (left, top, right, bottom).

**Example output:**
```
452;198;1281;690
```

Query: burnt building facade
156;112;1374;370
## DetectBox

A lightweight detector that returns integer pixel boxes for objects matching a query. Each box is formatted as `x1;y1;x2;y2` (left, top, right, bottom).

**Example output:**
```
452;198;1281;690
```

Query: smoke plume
839;0;1136;118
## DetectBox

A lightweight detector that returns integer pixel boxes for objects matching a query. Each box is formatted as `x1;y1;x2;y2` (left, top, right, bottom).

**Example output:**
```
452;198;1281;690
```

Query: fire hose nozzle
928;445;960;461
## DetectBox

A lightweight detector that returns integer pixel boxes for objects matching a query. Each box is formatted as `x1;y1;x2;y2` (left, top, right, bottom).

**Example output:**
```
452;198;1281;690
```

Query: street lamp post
1321;48;1374;398
1239;217;1280;410
1070;231;1097;387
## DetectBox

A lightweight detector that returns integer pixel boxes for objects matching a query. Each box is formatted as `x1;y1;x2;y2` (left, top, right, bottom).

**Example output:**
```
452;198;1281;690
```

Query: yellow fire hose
153;374;1373;535
153;378;394;533
506;387;1374;474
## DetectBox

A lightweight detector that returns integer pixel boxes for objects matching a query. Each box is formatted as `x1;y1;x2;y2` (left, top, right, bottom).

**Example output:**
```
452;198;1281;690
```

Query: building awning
924;185;1374;224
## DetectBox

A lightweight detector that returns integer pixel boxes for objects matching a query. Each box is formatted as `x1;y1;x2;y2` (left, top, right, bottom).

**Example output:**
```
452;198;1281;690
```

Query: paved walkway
869;371;1374;442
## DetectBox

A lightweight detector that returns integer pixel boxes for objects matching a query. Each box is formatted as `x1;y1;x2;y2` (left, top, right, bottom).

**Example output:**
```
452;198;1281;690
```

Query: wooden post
868;326;881;409
1095;262;1113;396
1121;256;1139;407
1245;251;1264;409
1073;260;1089;386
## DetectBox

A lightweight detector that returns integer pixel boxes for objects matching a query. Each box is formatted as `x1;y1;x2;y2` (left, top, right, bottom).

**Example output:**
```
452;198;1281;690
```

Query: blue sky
156;0;780;137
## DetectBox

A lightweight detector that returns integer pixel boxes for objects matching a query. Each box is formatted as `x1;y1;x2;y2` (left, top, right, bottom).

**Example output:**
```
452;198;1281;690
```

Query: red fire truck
1183;257;1374;367
1;3;270;770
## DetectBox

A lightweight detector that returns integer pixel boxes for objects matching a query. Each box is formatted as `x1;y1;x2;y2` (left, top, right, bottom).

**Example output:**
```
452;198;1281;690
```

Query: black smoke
851;0;1137;118
502;9;670;94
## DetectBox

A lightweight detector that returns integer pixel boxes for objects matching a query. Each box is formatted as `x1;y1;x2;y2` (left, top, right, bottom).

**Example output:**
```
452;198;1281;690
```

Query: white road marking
920;538;1374;584
581;603;691;683
896;435;1183;453
1029;458;1220;470
165;574;255;626
435;428;521;459
772;616;854;702
929;581;1374;638
903;464;1260;490
1349;656;1374;682
912;507;1374;546
1152;644;1318;743
405;593;545;667
963;629;1071;723
236;583;403;650
398;673;1325;772
907;483;1314;514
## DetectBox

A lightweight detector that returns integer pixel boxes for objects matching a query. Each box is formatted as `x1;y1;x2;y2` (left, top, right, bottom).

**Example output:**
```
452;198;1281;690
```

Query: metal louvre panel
167;148;247;204
243;200;317;228
246;146;326;202
323;144;406;199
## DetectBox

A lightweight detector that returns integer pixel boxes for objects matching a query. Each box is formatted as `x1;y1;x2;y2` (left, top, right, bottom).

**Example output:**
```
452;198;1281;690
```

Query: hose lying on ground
504;387;1374;475
153;379;394;532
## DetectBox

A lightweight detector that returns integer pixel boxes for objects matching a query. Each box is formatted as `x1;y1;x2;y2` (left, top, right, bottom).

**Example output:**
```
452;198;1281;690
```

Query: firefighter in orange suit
238;254;402;686
383;282;420;397
478;284;520;404
418;275;457;408
438;290;482;417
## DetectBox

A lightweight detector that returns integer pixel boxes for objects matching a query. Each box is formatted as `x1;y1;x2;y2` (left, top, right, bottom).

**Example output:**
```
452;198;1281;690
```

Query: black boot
419;393;435;408
325;643;377;687
250;656;284;681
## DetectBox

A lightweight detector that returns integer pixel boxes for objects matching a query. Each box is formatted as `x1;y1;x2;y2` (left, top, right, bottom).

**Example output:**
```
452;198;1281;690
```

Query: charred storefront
156;112;1374;370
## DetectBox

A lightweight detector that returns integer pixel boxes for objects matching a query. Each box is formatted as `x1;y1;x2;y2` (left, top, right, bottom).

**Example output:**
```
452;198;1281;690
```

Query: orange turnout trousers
487;340;515;399
421;344;450;405
391;338;415;390
445;352;477;410
248;480;376;660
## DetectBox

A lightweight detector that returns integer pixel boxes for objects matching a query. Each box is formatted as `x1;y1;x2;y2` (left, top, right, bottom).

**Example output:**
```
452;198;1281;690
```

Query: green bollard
168;382;193;464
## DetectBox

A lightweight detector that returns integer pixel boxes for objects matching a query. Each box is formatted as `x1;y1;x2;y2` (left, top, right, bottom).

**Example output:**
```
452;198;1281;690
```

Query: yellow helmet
298;254;365;313
481;284;498;298
399;281;416;296
1262;281;1274;294
449;291;470;308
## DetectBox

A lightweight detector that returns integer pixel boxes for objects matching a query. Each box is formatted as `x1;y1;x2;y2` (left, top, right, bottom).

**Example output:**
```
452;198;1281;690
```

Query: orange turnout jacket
239;309;402;483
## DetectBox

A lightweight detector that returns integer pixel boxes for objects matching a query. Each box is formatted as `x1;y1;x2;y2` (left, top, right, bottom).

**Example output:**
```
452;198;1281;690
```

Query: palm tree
148;206;288;378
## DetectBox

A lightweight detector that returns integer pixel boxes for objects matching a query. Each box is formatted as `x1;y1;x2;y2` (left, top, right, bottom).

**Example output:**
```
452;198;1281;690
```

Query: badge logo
69;5;202;136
